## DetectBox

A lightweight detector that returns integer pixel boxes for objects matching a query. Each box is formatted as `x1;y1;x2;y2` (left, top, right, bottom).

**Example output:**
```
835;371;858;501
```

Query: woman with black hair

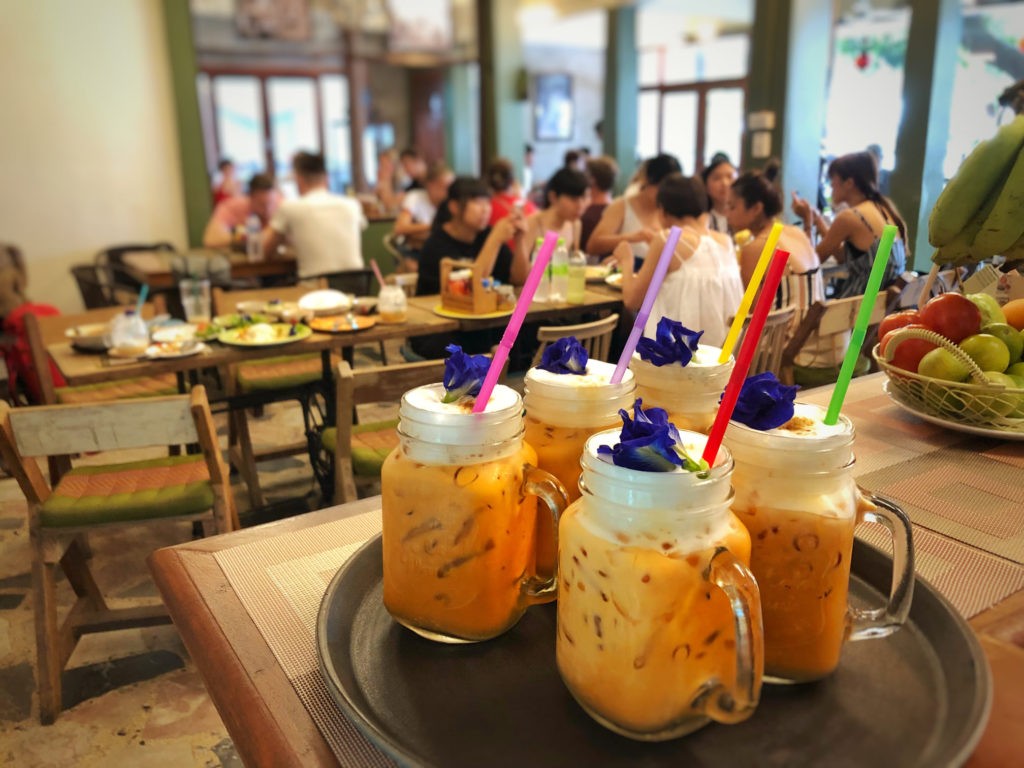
520;168;590;255
586;153;682;266
791;151;908;298
702;153;737;235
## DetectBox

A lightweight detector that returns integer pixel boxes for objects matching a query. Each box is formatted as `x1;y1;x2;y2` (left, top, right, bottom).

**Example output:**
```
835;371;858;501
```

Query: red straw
369;259;386;291
702;248;791;465
472;231;559;413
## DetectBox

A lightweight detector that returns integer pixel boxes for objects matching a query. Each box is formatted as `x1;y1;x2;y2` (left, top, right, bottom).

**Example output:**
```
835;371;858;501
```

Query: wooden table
48;305;458;387
120;250;298;290
150;374;1024;767
408;288;622;331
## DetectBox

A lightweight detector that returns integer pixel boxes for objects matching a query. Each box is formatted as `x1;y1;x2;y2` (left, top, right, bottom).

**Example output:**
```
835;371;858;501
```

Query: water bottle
245;214;262;262
550;238;569;302
532;237;551;303
108;309;150;355
567;249;587;304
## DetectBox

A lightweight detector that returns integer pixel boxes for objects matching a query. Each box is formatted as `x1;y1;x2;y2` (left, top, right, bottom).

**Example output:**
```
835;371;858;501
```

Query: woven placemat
856;522;1024;619
214;510;393;767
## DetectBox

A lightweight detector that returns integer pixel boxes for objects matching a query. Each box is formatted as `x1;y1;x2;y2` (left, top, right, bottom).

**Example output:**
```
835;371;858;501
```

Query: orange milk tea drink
523;350;636;580
557;407;763;741
381;382;569;643
628;318;733;433
724;398;914;683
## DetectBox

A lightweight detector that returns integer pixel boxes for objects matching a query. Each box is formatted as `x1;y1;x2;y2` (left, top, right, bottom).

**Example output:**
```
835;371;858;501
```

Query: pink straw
369;259;386;291
610;226;683;384
472;231;559;413
702;248;791;465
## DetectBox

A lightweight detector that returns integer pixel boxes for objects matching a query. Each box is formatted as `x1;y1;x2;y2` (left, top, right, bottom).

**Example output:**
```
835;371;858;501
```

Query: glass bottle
557;428;763;740
723;402;914;682
566;249;587;304
532;237;551;302
381;383;568;643
550;237;569;302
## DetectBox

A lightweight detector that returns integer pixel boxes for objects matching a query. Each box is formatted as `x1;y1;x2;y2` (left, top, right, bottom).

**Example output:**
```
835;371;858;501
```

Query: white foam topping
403;382;519;417
632;345;729;370
525;359;633;390
756;402;852;441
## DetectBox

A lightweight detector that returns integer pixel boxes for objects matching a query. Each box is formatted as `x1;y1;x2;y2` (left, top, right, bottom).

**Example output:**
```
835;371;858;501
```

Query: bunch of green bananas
929;115;1024;265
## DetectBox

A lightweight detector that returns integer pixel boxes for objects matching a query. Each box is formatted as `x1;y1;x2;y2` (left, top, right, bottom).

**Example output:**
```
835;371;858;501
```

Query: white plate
299;289;352;316
145;341;208;359
151;324;197;343
604;273;622;290
585;265;612;282
883;380;1024;441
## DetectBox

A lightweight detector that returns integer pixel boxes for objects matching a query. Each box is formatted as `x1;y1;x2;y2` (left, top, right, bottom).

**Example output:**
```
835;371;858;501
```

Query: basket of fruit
873;293;1024;434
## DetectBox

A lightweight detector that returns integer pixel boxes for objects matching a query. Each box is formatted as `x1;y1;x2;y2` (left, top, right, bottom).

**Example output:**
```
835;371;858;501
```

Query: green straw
823;224;898;425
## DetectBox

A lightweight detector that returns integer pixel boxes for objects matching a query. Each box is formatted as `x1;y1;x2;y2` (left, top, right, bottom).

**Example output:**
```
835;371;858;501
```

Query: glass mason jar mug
381;384;569;643
723;403;915;683
629;347;733;433
556;429;763;741
523;361;635;579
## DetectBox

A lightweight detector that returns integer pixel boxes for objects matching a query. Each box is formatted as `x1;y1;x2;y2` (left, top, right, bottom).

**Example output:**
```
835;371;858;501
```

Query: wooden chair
320;358;446;504
779;291;889;387
0;387;236;723
24;300;174;406
530;313;620;367
734;305;797;378
211;285;329;509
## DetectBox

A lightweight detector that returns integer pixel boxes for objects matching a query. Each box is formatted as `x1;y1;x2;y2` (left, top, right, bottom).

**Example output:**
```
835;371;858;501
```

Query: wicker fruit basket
872;327;1024;434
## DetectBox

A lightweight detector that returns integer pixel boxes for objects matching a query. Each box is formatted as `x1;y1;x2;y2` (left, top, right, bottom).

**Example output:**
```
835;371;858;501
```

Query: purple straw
610;226;682;383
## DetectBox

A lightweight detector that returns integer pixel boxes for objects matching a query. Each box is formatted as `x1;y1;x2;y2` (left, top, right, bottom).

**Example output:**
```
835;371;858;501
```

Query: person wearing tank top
586;154;681;269
792;151;908;299
614;173;743;347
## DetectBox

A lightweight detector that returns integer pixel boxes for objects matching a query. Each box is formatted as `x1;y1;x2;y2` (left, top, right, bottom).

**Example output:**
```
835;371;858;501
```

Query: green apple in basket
959;333;1011;374
966;293;1005;328
1008;374;1024;418
980;323;1024;365
917;348;971;419
962;371;1018;419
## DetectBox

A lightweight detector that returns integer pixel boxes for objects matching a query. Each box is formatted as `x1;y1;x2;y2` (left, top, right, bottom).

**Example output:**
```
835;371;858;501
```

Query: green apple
918;348;971;382
981;323;1024;364
964;371;1018;419
967;292;1005;327
1007;362;1024;378
1006;374;1024;418
959;333;1010;374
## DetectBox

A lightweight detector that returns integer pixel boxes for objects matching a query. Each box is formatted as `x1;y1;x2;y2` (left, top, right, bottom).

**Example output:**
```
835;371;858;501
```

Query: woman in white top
587;153;681;266
520;167;589;255
613;173;743;348
701;153;737;235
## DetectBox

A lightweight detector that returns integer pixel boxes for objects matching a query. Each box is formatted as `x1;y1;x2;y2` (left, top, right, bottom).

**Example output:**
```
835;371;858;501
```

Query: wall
0;0;187;313
522;44;605;185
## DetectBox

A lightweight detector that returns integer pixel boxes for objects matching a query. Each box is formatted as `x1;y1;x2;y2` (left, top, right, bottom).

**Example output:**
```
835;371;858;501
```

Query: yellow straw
718;221;783;363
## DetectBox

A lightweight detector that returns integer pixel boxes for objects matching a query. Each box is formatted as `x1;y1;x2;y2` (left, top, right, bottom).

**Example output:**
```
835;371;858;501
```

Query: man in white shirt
263;151;367;278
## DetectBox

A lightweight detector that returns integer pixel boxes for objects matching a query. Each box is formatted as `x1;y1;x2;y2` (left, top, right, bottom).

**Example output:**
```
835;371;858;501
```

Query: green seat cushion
322;419;399;477
40;454;214;527
56;374;178;404
236;354;322;392
792;354;871;389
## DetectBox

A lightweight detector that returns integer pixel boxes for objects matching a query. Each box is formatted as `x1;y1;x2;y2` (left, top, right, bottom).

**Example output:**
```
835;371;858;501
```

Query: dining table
149;372;1024;768
119;249;299;291
406;288;623;331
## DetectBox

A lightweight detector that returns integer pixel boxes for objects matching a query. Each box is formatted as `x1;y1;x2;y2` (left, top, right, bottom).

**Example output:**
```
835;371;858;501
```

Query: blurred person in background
580;155;618;257
587;153;681;269
212;158;242;206
866;144;891;196
701;152;737;235
487;157;536;249
391;162;454;272
791;151;907;298
521;167;590;255
203;172;279;249
264;151;366;279
614;173;742;347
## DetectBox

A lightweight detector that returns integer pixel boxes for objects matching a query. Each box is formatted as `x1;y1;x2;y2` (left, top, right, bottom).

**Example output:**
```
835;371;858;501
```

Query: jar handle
702;547;763;724
849;492;915;640
521;464;568;603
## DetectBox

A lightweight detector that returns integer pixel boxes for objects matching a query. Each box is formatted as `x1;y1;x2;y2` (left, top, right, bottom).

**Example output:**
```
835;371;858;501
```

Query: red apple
880;324;937;373
919;293;982;343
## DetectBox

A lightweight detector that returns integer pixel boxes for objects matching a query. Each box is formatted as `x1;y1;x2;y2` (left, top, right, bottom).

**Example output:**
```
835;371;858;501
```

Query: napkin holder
440;258;498;315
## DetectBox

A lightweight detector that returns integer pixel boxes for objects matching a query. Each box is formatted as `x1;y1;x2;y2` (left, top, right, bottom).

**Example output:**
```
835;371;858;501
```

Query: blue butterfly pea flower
729;372;799;431
636;317;703;367
537;336;589;375
597;399;709;474
442;344;492;403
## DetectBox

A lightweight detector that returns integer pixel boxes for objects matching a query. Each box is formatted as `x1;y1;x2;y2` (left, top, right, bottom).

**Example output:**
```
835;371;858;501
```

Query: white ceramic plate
883;380;1024;441
145;341;208;359
151;324;198;343
299;289;352;316
604;273;622;290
